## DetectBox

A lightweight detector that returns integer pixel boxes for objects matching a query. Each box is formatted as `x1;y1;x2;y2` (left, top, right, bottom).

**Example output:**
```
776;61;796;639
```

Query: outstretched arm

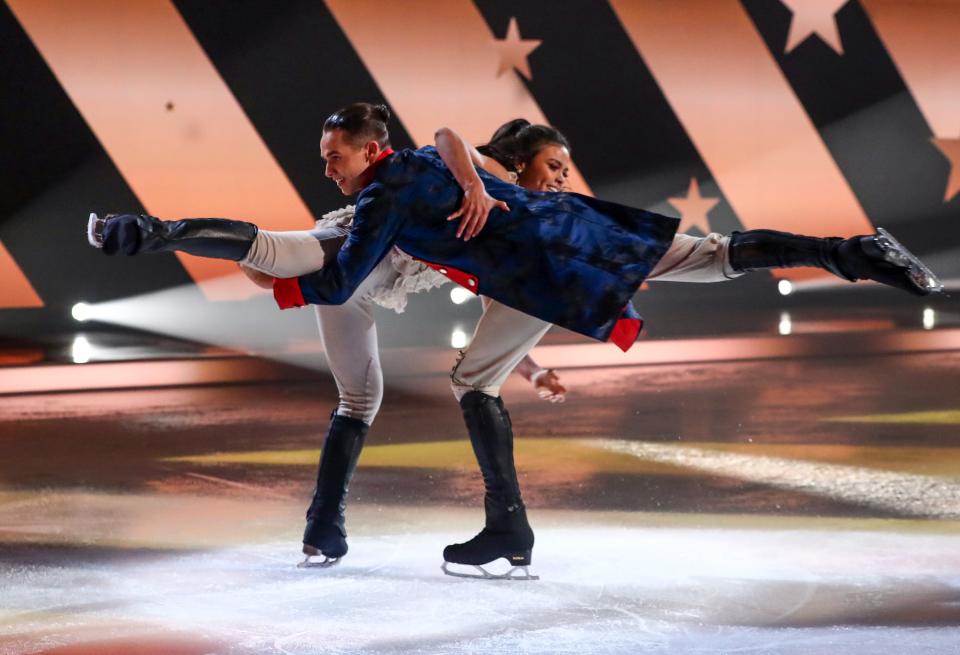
479;296;567;403
435;127;510;241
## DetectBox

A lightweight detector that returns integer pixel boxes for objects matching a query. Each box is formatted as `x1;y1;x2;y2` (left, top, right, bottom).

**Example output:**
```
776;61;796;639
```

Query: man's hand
447;181;509;241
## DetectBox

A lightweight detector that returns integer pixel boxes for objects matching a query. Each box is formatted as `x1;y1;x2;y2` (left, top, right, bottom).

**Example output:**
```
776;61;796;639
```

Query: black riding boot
92;213;257;261
728;228;942;295
302;412;368;560
443;391;534;570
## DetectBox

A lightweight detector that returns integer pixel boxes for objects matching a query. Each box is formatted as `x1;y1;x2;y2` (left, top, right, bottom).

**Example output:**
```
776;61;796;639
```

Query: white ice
3;520;960;654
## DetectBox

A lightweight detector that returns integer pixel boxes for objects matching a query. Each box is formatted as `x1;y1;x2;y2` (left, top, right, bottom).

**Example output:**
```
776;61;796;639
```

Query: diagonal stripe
610;0;876;280
598;439;960;519
861;0;960;140
0;241;43;308
7;0;315;300
324;0;591;195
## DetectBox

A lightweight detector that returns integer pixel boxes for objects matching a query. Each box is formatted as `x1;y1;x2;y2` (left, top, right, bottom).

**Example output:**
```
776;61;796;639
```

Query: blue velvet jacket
274;147;679;350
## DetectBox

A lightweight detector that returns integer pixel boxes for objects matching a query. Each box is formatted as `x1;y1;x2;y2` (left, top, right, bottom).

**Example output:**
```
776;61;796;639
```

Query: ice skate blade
441;561;539;581
874;227;943;294
87;212;104;248
297;554;341;569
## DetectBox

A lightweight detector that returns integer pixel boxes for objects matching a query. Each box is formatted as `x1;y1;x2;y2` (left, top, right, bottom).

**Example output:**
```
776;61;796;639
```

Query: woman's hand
238;264;274;289
532;369;567;404
447;181;509;241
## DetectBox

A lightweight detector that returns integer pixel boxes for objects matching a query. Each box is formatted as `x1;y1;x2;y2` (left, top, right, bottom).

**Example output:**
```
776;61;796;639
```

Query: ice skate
729;227;943;296
87;212;106;248
299;412;367;568
444;391;538;581
441;560;538;581
297;543;342;569
86;212;257;259
867;228;942;295
441;527;537;580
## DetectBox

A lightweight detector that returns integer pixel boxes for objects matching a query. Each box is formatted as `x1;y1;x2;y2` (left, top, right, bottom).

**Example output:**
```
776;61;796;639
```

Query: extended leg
444;301;551;579
300;262;394;567
89;213;258;261
728;228;942;295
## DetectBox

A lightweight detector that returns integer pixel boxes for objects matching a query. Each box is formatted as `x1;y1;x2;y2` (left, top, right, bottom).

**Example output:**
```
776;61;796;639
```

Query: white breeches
449;232;741;400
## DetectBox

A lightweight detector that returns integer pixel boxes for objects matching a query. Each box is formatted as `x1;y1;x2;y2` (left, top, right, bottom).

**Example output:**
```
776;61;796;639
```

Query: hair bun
372;103;391;123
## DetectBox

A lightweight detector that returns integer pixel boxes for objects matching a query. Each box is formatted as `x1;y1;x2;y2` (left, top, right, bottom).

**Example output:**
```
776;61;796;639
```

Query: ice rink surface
3;515;960;654
3;345;960;653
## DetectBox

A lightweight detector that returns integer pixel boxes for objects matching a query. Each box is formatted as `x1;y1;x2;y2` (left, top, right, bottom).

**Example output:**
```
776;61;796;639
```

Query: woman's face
516;144;571;193
320;129;380;195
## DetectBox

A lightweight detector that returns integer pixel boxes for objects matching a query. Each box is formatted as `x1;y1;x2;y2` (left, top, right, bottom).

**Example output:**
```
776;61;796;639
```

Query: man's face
320;129;379;195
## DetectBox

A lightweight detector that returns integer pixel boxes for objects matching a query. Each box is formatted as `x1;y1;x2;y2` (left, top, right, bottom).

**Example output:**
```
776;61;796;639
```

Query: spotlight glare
778;311;792;336
72;302;93;322
923;307;936;331
72;335;93;364
777;279;793;296
449;287;472;305
450;328;468;349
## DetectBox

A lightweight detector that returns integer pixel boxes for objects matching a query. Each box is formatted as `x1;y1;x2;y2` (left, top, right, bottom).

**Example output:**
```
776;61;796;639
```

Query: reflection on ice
2;523;960;654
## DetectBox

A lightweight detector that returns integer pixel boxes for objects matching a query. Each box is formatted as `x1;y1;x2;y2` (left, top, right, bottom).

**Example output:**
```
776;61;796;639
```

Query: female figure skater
90;102;941;579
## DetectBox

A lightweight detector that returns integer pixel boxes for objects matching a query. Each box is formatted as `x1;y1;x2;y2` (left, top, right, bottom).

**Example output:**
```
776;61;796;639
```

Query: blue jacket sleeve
295;182;405;305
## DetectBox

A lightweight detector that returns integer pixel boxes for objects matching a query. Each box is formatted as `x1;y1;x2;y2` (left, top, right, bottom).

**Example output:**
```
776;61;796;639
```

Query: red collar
357;147;395;189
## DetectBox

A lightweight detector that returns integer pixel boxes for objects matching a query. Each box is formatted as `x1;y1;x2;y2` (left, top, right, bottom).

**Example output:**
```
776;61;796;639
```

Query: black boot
301;412;368;564
728;228;942;296
90;212;257;261
443;391;535;578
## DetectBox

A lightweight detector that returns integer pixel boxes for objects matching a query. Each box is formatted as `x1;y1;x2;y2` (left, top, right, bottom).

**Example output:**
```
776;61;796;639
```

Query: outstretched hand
533;369;567;404
447;182;509;241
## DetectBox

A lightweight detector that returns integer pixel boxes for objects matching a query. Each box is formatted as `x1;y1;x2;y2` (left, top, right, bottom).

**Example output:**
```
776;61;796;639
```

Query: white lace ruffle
315;205;449;313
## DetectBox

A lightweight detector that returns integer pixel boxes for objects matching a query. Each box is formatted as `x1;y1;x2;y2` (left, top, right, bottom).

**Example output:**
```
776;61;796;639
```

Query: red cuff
273;277;306;309
610;317;643;352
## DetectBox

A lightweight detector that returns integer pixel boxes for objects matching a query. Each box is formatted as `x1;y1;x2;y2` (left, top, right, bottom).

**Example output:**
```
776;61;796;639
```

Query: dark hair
477;119;570;172
323;102;392;148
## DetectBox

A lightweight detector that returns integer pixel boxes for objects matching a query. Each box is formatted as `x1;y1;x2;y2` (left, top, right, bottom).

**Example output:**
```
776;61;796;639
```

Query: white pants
243;227;396;424
449;233;741;400
243;228;740;406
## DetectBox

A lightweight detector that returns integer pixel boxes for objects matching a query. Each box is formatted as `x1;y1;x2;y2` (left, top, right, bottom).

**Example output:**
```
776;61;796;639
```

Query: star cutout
668;178;720;235
494;17;541;81
780;0;850;55
933;136;960;202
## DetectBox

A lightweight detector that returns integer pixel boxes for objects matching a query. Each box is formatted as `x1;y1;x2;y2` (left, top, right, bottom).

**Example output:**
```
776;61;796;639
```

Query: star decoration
780;0;851;55
933;136;960;202
494;17;541;81
668;178;720;235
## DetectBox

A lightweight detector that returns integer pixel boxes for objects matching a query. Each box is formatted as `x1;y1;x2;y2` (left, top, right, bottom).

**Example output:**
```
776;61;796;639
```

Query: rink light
449;287;472;305
72;335;93;364
777;280;793;296
451;328;468;349
923;308;936;330
778;312;792;336
72;302;93;322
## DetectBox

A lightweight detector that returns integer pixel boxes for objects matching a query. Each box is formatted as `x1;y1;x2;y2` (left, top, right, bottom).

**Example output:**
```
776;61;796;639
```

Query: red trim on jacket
357;147;395;189
273;277;306;309
417;258;479;293
609;316;642;352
